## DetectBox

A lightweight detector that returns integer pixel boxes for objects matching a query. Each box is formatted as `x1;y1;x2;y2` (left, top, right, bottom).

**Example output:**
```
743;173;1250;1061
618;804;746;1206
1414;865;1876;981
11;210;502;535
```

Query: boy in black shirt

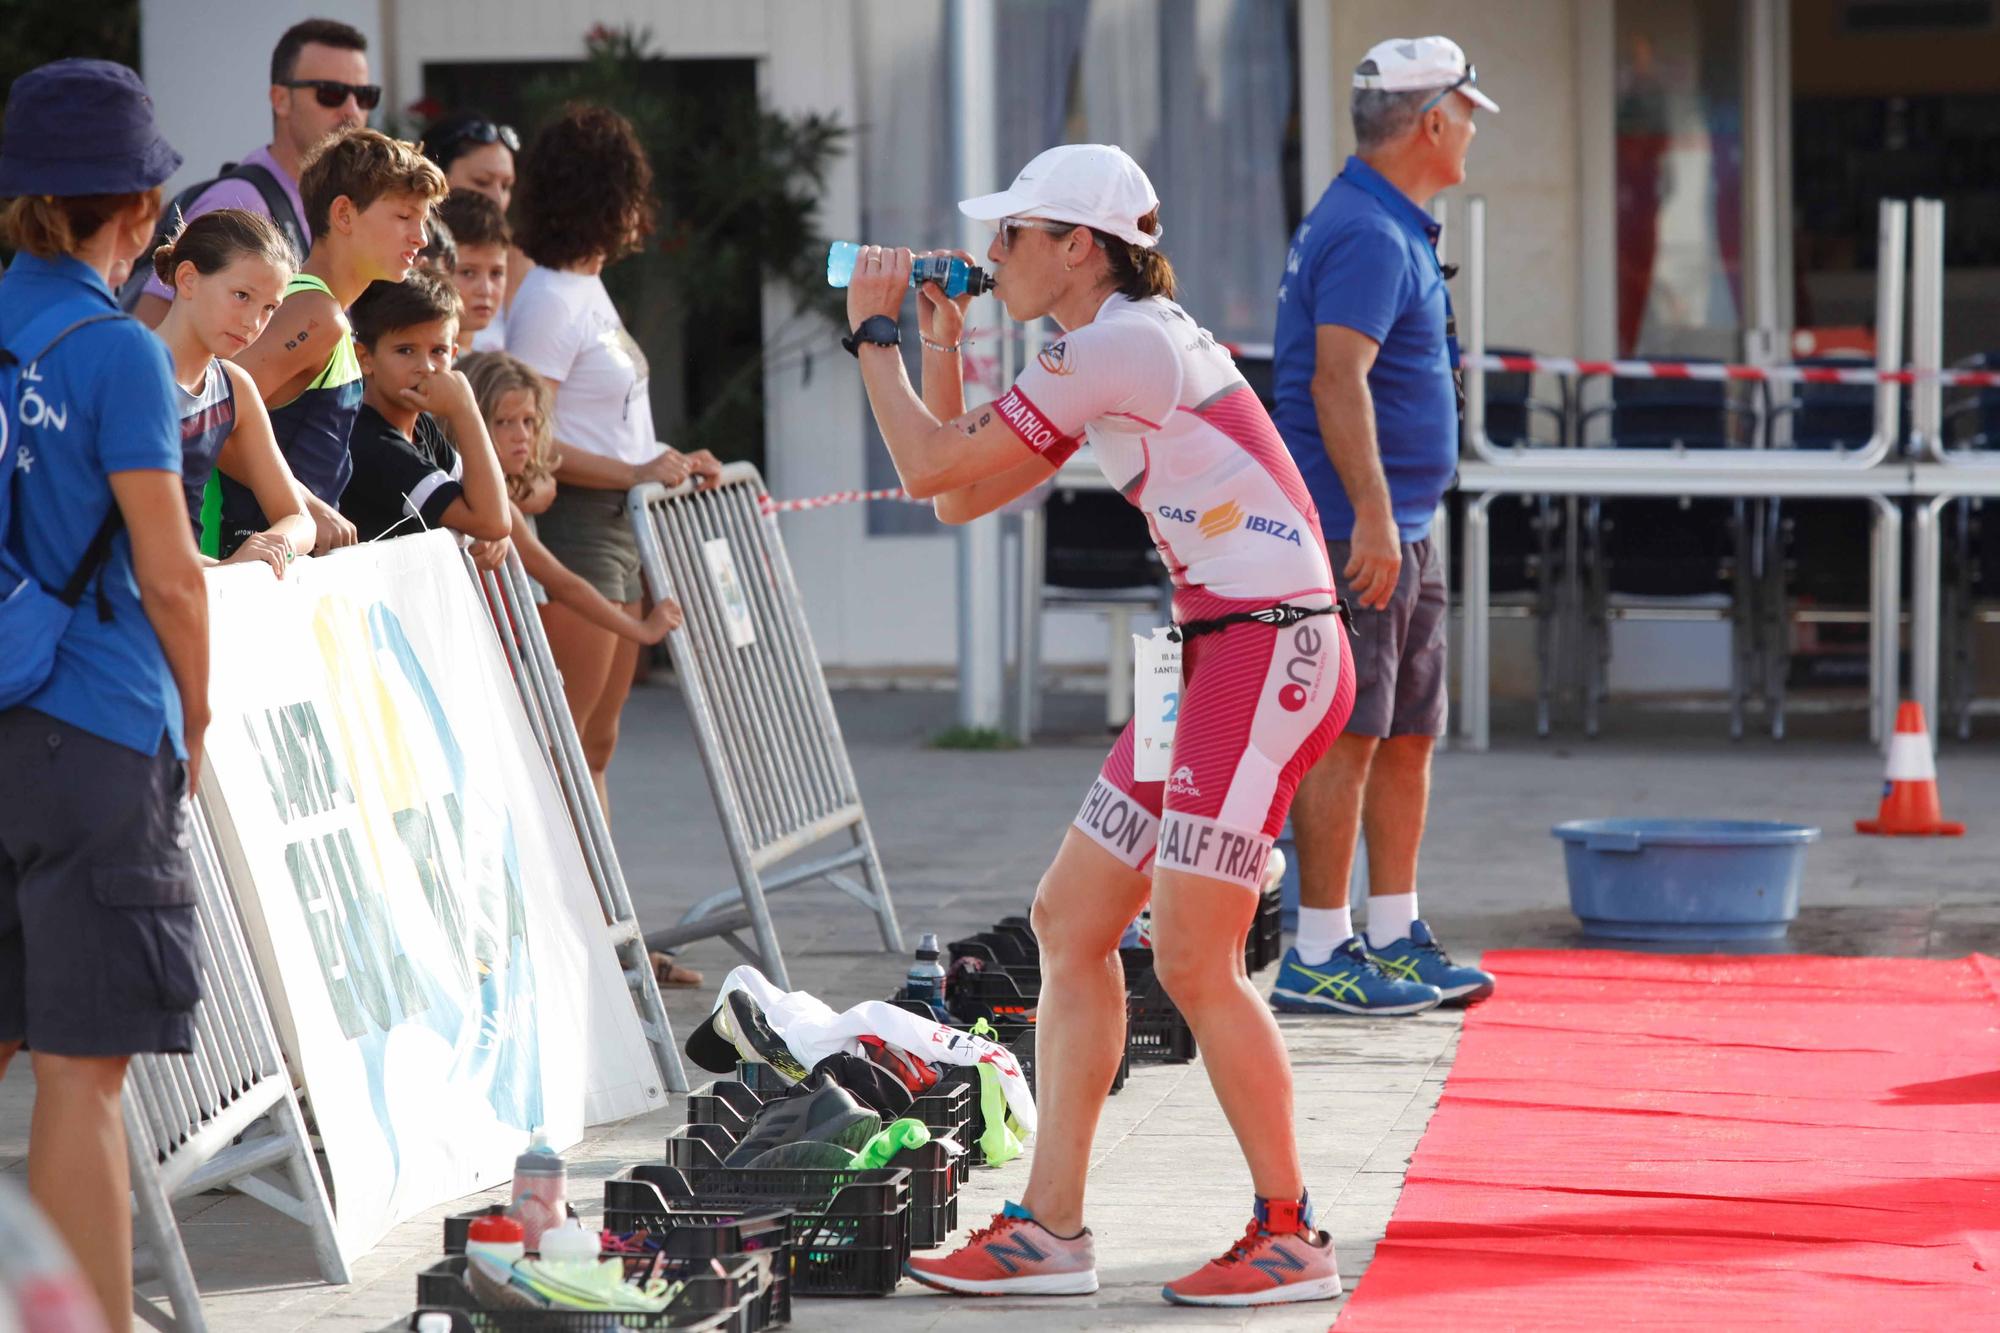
341;269;510;543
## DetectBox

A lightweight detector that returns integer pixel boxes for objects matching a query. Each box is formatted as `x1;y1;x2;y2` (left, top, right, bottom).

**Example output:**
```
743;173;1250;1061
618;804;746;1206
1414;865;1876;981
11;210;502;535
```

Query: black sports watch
843;314;901;358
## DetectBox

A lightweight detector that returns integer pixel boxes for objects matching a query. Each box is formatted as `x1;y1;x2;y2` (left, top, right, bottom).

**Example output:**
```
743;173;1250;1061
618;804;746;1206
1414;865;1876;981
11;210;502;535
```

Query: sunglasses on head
283;79;382;112
1418;67;1475;115
440;119;521;155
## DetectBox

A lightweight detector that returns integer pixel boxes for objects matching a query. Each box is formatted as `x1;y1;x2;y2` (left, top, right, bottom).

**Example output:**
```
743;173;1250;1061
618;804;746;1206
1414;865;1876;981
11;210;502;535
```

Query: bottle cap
468;1214;525;1243
416;1314;455;1333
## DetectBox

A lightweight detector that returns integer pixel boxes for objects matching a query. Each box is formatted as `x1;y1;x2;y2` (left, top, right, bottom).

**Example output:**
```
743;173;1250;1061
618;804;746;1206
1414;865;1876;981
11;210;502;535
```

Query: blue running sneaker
1268;938;1443;1015
1367;919;1496;1006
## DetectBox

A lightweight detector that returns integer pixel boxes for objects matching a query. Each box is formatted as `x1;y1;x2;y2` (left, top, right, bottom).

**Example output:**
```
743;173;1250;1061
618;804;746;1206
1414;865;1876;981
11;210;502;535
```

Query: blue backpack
0;310;129;709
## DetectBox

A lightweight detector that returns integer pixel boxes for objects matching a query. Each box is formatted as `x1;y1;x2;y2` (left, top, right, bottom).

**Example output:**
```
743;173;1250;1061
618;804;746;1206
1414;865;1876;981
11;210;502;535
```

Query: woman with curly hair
506;104;718;823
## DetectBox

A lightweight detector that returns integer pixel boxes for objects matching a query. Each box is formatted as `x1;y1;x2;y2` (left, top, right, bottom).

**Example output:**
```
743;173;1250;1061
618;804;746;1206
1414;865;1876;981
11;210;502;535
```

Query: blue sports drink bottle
827;240;994;298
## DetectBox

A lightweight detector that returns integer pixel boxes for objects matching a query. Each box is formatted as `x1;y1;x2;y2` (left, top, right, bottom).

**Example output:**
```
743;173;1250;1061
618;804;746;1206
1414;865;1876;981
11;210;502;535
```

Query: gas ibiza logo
1277;622;1325;712
1199;501;1245;539
1167;765;1200;797
1159;505;1198;523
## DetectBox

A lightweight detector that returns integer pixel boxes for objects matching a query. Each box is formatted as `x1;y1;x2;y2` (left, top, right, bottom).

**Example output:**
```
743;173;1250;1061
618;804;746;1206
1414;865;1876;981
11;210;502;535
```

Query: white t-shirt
506;266;657;464
994;293;1332;608
470;319;506;353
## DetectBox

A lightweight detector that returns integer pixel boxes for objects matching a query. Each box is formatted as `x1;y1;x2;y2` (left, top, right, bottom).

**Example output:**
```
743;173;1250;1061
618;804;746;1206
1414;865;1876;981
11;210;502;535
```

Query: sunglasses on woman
439;119;521;155
283;79;383;112
999;216;1104;252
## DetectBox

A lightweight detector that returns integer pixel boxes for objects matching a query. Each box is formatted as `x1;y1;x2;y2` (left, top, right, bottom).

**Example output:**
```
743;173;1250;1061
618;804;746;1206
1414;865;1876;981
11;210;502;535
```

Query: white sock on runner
1365;893;1419;947
1294;906;1352;966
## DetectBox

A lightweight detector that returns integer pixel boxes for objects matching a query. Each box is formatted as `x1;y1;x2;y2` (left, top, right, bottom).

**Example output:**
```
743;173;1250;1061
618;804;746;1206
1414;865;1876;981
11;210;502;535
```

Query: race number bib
1132;628;1182;782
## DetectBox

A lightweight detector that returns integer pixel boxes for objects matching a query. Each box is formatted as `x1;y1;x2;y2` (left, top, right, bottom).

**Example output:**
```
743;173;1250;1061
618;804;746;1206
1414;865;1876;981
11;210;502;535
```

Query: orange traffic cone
1856;702;1965;836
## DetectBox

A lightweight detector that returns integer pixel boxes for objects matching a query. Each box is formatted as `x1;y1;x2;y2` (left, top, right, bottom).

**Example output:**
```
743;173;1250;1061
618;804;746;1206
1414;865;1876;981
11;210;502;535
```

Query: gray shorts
539;483;643;604
0;710;199;1056
1326;536;1448;739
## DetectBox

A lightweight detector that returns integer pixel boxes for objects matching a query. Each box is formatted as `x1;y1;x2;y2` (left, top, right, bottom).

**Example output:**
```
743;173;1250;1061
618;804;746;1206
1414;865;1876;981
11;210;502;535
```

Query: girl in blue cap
0;59;209;1332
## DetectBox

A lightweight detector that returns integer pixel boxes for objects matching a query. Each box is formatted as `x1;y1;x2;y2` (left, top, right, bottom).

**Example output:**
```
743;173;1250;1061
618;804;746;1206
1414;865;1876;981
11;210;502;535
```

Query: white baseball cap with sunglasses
958;143;1163;250
1353;36;1499;114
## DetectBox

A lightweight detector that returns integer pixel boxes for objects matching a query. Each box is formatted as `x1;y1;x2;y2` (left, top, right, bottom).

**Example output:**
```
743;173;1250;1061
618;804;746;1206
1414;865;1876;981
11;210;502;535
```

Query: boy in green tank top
225;126;447;556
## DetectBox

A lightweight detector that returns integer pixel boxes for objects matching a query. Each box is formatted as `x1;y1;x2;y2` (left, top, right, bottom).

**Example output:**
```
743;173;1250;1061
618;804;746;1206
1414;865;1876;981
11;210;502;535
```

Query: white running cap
1353;36;1499;113
958;143;1163;250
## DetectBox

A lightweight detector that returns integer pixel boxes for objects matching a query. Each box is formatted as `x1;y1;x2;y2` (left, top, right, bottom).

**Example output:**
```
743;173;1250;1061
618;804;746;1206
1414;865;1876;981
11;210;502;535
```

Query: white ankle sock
1365;893;1418;947
1294;907;1352;966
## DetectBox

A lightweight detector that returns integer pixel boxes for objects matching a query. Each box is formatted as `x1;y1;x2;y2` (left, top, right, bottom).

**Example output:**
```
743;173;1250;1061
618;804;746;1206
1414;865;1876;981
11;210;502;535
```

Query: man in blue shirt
1268;36;1498;1015
0;59;212;1330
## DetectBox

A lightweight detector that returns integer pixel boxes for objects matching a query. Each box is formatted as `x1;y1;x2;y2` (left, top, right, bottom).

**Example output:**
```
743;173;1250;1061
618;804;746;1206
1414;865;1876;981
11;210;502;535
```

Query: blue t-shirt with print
1271;156;1458;543
0;253;188;758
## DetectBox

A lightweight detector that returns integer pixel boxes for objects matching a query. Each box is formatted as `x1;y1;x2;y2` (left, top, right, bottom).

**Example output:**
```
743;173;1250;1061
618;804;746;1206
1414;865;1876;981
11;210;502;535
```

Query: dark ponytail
150;207;297;287
1092;208;1177;301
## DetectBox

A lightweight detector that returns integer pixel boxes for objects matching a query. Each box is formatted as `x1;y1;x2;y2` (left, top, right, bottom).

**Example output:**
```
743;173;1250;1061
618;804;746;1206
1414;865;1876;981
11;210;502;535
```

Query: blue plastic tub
1552;819;1821;942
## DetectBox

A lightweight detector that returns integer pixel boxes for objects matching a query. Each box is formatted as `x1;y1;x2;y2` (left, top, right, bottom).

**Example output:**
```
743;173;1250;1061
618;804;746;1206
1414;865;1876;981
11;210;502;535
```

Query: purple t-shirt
141;144;310;301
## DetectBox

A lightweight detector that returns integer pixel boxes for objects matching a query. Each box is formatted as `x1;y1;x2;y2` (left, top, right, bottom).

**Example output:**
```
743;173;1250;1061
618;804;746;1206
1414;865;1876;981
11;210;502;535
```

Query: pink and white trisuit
992;292;1356;891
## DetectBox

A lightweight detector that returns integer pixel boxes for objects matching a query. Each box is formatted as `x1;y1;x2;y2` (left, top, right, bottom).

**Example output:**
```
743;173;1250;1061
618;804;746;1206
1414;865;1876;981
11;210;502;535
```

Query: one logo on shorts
1276;622;1326;712
1199;501;1244;539
1038;339;1075;375
1167;765;1200;796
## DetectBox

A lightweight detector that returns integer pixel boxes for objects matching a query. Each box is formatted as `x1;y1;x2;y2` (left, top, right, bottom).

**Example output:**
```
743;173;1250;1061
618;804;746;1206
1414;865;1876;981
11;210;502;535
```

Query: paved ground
5;683;1997;1330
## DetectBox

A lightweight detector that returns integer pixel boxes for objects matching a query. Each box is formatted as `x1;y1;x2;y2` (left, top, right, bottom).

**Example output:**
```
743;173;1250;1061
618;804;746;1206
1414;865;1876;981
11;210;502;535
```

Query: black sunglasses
439;119;520;155
283;79;382;112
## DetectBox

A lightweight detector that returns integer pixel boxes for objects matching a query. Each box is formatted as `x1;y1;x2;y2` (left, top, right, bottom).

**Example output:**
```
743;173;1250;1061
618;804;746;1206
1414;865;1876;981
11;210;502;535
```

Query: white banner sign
198;533;660;1262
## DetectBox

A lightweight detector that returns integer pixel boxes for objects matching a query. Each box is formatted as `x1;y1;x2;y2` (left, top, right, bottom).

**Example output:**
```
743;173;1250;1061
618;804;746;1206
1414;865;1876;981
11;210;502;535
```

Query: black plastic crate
415;1253;755;1331
686;1081;764;1139
605;1164;910;1297
1246;886;1283;973
910;1083;973;1185
443;1203;585;1257
605;1214;791;1330
1125;970;1196;1064
949;970;1039;1024
659;1118;957;1254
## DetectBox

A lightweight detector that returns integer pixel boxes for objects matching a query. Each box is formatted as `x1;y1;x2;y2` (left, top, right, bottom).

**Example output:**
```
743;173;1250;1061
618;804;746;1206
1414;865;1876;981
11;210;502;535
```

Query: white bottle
537;1217;600;1270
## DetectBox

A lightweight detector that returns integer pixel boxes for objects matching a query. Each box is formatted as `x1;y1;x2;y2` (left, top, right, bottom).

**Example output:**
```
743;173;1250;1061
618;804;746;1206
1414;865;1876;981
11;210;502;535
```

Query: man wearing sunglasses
1268;36;1500;1017
133;19;371;327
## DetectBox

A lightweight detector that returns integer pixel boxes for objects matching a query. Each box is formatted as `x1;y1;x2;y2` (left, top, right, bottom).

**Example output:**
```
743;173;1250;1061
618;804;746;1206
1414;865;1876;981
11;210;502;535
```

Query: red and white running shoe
904;1203;1099;1296
1161;1198;1341;1307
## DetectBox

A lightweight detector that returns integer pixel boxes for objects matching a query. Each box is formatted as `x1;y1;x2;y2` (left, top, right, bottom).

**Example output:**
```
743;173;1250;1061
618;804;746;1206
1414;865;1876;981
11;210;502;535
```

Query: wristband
921;336;961;354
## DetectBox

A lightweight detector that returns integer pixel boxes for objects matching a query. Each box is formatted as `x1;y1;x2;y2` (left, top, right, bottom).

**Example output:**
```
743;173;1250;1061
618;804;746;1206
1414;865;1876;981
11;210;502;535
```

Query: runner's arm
931;454;1054;525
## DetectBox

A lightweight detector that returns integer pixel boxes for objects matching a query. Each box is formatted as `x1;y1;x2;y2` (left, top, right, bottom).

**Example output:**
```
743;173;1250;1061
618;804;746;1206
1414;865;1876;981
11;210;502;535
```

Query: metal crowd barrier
463;546;688;1093
125;804;346;1333
629;464;904;989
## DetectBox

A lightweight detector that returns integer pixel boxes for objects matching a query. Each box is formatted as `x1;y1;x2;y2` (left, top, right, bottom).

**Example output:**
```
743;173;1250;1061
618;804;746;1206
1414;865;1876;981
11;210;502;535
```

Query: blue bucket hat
0;59;182;198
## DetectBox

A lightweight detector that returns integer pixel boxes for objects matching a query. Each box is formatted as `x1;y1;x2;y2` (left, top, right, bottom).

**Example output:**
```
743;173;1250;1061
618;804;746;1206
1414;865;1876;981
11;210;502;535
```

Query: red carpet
1339;951;2000;1329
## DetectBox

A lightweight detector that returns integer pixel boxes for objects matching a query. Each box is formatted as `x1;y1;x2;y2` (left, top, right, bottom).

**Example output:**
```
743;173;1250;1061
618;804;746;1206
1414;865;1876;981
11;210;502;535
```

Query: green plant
519;25;846;462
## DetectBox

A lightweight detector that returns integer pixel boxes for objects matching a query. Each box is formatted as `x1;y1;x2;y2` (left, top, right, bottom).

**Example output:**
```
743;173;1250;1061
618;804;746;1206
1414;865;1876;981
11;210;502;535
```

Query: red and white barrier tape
758;486;924;515
1478;352;2000;389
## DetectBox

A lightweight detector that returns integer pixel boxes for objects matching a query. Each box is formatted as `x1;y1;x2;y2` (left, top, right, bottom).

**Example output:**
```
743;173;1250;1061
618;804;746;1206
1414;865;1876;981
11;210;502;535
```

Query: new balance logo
985;1232;1047;1274
1249;1243;1308;1285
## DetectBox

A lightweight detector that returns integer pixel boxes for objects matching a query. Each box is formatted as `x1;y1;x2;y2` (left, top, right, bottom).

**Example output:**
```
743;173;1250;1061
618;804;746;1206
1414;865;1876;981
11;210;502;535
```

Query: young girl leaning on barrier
454;350;681;647
149;208;317;570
